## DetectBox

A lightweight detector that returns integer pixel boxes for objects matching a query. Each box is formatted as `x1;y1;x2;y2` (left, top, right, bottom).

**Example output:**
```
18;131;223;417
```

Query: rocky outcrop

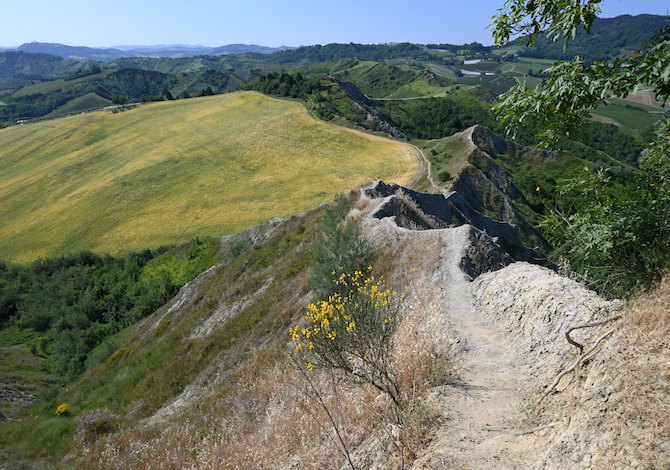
357;180;624;470
450;125;551;252
363;180;541;269
335;78;407;139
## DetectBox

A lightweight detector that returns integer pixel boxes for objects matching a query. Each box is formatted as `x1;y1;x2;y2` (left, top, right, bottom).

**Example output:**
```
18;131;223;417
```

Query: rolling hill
0;91;419;263
12;42;295;61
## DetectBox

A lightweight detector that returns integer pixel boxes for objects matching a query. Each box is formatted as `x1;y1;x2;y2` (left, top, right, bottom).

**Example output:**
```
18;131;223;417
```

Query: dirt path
407;144;438;191
410;232;539;469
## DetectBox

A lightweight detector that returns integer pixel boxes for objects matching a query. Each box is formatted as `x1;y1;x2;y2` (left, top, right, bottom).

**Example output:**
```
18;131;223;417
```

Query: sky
1;0;668;48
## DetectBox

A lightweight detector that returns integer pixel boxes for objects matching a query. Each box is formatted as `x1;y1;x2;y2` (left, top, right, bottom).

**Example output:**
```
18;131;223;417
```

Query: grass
413;134;473;192
11;71;113;98
384;78;452;99
45;93;111;117
501;61;547;76
332;60;417;98
603;279;670;469
0;344;49;405
425;63;459;80
592;98;662;130
458;61;501;73
456;73;520;96
0;91;419;263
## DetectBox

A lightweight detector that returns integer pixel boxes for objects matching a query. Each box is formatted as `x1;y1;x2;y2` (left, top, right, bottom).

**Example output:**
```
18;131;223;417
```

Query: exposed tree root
509;421;561;436
538;327;618;405
564;314;622;353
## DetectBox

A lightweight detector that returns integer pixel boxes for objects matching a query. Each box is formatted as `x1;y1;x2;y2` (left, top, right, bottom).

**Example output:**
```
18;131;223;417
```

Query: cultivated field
0;91;419;263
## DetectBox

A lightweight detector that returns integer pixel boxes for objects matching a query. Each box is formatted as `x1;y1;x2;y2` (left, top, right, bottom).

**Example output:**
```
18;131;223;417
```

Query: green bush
309;194;371;296
437;170;452;182
540;135;670;297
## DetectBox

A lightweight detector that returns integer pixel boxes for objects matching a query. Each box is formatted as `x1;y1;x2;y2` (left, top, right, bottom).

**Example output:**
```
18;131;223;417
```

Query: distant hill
17;42;127;61
0;50;88;80
13;42;295;61
0;68;178;121
512;14;668;61
2;14;666;126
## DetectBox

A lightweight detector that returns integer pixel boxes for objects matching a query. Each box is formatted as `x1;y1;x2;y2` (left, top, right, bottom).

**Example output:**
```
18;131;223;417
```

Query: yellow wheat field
0;92;419;263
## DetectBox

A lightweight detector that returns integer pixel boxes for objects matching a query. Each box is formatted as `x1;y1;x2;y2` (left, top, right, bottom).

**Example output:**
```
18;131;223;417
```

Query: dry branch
564;314;622;352
539;327;617;405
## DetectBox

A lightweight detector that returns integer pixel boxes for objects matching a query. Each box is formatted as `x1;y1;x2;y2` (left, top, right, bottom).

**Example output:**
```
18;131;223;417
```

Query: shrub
309;195;371;296
539;142;670;297
75;409;119;443
291;270;403;408
437;170;452;182
55;403;71;416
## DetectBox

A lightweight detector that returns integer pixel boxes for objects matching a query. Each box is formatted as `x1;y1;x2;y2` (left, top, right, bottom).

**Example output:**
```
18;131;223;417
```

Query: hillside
13;42;295;61
0;91;419;263
2;127;666;468
2;15;666;129
511;14;669;61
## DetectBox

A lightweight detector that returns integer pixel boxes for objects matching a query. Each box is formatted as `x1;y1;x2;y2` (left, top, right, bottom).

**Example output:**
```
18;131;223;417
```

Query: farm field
0;91;419;263
592;97;664;130
11;71;114;98
45;92;111;117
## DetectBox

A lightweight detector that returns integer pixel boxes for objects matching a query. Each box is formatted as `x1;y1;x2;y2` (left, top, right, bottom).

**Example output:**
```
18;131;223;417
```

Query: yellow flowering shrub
56;403;71;416
290;269;404;408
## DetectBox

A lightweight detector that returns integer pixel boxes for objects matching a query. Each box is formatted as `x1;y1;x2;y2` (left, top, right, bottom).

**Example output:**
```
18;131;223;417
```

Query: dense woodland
515;14;668;61
0;239;221;385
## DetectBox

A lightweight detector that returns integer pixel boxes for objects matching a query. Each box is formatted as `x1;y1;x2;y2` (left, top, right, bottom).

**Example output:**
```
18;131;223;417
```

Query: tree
490;1;669;147
112;95;127;109
489;1;670;295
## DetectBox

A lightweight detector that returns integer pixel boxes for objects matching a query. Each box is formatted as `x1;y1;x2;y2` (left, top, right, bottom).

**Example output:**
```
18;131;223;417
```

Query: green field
425;63;459;80
11;71;113;98
592;98;663;130
45;92;112;117
0;91;419;263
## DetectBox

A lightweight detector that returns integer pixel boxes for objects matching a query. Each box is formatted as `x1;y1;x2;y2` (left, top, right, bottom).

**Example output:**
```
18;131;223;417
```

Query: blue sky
1;0;668;48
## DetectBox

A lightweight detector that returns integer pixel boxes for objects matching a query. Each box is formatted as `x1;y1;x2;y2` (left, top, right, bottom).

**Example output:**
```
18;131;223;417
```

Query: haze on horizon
3;0;669;49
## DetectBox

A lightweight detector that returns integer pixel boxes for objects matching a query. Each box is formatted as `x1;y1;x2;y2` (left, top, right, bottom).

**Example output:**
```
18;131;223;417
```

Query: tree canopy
490;0;669;148
490;1;670;296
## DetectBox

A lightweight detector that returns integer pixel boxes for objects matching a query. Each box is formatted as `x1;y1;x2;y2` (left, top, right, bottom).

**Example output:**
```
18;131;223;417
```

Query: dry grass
68;283;450;470
71;357;392;470
624;279;670;354
613;279;670;469
0;92;419;263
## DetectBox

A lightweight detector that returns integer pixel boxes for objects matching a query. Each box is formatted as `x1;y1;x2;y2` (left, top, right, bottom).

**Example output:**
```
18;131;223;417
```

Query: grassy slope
413;134;473;192
0;209;319;464
592;98;664;130
0;91;419;263
11;71;114;98
45;93;112;117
